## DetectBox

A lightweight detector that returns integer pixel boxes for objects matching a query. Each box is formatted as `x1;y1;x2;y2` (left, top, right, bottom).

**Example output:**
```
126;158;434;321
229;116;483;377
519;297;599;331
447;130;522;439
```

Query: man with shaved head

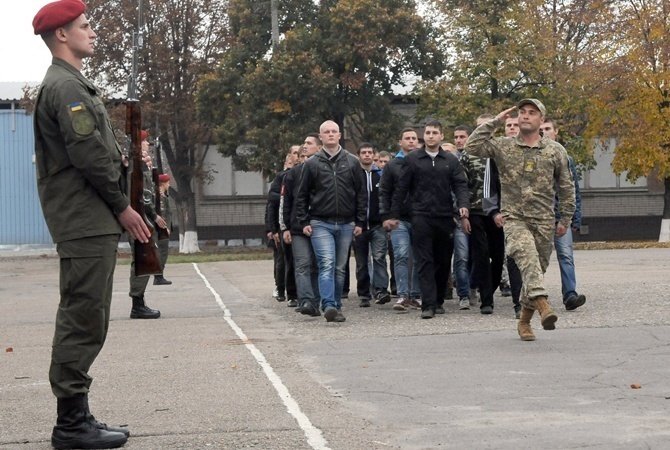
295;121;366;322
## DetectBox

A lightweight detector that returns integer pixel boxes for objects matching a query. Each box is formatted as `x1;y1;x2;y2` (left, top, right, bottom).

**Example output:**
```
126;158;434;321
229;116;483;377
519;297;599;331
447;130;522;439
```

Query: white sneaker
393;297;409;312
459;297;470;310
272;288;279;299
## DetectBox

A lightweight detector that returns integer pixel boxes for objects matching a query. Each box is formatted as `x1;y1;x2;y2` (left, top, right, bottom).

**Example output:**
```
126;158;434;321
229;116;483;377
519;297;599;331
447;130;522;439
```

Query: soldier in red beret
32;0;150;448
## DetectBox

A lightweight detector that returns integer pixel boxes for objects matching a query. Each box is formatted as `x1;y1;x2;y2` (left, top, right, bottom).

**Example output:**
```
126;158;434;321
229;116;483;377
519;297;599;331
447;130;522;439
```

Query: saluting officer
33;0;151;448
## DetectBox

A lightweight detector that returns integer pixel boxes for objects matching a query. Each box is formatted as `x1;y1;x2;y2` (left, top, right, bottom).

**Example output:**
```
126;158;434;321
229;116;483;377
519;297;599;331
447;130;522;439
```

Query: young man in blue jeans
541;119;586;311
295;121;366;322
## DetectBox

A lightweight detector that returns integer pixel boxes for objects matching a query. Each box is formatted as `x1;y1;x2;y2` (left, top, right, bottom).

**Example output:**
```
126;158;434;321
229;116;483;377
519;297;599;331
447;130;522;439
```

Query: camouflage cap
517;98;546;117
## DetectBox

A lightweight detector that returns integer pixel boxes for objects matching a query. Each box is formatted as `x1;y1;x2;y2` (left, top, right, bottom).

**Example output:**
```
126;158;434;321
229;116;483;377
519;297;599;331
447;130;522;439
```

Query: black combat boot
83;395;130;437
153;275;172;285
51;395;127;449
130;296;161;319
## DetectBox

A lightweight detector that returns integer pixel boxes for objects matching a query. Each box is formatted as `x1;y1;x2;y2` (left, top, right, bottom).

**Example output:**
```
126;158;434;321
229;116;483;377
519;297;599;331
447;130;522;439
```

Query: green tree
585;0;670;238
198;0;445;173
418;0;611;167
85;0;229;253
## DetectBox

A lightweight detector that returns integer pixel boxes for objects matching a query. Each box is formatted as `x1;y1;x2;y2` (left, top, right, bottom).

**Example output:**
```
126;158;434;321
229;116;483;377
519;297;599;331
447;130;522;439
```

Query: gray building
0;82;52;245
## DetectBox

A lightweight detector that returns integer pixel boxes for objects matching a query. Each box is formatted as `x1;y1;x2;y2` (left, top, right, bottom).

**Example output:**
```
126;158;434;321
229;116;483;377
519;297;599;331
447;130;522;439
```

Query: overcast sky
1;1;65;83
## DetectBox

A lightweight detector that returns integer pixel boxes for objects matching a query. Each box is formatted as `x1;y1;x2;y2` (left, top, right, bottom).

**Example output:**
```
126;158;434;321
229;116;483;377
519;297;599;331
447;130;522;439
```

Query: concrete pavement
1;248;669;449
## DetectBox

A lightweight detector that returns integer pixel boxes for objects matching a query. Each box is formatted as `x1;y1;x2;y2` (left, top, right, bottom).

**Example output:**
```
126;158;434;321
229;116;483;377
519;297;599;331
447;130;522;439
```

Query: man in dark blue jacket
295;121;366;322
380;128;422;311
386;120;470;319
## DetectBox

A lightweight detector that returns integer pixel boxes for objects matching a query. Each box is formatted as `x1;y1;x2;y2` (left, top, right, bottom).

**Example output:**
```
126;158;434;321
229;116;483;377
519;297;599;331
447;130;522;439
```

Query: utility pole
270;0;279;50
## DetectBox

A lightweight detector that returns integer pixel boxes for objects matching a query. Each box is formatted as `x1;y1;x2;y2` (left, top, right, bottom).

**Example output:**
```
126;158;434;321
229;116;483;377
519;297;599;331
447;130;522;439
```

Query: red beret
158;174;171;183
33;0;86;35
140;130;149;141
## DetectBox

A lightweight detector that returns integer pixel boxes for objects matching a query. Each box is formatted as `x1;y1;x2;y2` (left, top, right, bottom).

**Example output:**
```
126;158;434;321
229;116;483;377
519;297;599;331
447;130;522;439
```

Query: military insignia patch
68;102;95;136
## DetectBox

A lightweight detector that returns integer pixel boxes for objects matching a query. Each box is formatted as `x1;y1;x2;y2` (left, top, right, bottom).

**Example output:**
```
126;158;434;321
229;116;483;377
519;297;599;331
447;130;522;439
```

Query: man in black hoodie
386;120;470;319
353;143;389;307
295;121;366;322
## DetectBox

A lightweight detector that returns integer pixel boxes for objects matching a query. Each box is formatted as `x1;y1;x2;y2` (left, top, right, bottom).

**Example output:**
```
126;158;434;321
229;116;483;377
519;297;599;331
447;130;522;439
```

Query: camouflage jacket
459;151;488;215
464;118;575;227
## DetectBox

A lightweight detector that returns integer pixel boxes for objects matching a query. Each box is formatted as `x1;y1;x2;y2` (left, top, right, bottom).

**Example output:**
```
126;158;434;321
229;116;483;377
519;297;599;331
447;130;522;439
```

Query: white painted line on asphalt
192;263;331;450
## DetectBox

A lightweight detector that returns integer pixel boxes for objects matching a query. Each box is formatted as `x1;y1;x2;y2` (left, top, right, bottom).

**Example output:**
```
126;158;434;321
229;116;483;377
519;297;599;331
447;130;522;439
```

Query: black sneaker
434;306;446;315
513;304;521;319
300;303;321;317
276;295;286;302
564;293;586;311
334;311;346;322
287;298;298;307
359;298;371;307
421;308;435;319
374;291;391;304
324;307;338;322
499;284;512;297
480;305;493;315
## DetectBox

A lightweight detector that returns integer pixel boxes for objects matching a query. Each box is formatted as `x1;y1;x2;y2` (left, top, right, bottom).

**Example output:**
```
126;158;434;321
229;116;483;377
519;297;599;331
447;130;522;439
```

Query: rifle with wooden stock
127;0;161;277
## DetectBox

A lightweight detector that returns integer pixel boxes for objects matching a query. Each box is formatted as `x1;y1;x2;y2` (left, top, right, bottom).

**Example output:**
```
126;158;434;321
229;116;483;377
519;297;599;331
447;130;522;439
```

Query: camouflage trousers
504;219;554;310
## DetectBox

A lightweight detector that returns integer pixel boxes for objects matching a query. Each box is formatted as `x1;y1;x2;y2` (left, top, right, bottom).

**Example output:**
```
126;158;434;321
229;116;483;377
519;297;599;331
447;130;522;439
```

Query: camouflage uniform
464;118;575;309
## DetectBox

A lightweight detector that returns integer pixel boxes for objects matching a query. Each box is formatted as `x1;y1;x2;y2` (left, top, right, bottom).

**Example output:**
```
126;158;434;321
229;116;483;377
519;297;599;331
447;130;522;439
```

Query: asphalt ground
1;248;669;449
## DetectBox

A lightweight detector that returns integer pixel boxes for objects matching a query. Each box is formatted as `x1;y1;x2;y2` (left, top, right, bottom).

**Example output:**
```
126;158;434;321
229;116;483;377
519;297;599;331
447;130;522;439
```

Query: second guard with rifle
153;170;173;285
128;130;167;319
126;0;165;319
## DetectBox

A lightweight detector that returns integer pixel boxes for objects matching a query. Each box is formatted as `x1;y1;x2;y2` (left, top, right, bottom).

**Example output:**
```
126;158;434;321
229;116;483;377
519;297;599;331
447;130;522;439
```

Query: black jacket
359;165;383;229
391;148;470;219
265;169;288;233
379;151;412;222
295;148;366;228
280;163;307;235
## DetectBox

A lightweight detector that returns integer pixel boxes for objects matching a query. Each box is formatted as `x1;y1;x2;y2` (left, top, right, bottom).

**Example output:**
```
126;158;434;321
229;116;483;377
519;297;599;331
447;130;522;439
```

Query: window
201;145;267;197
580;138;647;190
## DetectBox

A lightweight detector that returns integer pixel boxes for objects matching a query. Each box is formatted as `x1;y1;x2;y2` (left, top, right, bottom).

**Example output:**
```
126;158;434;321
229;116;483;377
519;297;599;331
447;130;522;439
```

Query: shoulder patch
68;103;95;136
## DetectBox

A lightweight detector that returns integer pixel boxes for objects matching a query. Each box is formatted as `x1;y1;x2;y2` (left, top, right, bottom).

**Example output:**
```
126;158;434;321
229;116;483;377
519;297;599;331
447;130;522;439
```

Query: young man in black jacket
353;143;390;307
295;121;366;322
266;147;299;305
280;134;322;316
386;120;470;319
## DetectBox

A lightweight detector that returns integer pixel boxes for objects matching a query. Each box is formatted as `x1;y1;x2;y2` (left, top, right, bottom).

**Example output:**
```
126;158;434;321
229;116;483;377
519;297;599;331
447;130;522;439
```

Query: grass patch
574;240;670;250
116;247;273;265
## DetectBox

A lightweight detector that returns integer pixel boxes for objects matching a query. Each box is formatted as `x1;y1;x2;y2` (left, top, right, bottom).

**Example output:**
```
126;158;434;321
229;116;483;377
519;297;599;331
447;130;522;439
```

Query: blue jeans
453;222;470;298
353;225;389;298
291;234;320;309
554;227;577;300
310;220;355;310
389;220;420;298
